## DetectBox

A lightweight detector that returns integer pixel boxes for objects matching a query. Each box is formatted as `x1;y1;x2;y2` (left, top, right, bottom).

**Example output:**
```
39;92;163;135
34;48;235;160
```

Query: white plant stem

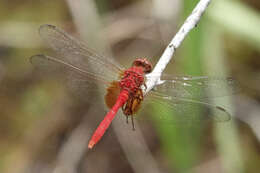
145;0;212;94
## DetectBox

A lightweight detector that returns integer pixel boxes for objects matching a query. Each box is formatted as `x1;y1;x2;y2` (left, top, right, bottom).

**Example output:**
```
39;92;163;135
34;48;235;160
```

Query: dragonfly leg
144;83;147;91
126;116;129;124
131;115;135;131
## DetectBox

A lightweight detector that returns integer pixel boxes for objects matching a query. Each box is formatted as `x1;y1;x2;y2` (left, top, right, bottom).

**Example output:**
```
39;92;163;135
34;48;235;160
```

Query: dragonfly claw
131;115;135;131
144;83;147;91
126;116;129;124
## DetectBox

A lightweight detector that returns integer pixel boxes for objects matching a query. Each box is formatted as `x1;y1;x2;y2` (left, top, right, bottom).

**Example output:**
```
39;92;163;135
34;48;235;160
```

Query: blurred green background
0;0;260;173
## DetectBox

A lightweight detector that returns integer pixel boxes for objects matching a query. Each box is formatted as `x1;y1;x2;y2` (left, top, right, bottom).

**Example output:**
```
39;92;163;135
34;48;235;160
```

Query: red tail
88;90;129;149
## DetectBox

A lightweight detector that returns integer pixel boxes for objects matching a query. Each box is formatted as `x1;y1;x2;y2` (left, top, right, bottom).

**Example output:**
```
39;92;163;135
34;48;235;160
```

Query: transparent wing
38;24;123;81
151;75;240;100
30;54;117;103
138;91;231;124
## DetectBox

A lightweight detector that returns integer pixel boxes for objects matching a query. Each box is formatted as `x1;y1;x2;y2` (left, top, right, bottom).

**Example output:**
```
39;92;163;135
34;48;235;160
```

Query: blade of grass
202;19;245;173
208;0;260;50
152;0;206;172
66;1;162;173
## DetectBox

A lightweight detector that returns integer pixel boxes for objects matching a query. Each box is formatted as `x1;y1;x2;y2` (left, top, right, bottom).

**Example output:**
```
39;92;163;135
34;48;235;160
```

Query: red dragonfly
30;24;238;149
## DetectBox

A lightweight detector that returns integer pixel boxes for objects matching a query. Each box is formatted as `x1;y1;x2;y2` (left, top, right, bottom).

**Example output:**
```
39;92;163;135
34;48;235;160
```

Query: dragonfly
30;24;238;149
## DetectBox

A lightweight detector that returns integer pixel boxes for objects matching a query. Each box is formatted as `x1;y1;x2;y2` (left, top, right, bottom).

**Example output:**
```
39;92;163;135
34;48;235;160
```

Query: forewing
152;75;240;100
38;24;123;81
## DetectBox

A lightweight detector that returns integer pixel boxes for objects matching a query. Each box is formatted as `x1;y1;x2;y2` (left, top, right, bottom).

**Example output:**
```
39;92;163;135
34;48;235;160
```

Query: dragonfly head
132;58;152;74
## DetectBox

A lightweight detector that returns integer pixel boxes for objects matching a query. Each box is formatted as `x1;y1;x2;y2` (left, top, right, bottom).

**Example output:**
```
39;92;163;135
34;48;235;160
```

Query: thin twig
145;0;212;93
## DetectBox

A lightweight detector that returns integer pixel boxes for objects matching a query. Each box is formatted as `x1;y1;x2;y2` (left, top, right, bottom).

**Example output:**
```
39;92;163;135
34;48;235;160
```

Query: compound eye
133;59;140;67
144;64;152;73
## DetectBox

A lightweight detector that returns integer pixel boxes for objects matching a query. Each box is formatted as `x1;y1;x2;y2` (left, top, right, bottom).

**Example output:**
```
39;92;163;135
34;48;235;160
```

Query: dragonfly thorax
119;67;145;94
